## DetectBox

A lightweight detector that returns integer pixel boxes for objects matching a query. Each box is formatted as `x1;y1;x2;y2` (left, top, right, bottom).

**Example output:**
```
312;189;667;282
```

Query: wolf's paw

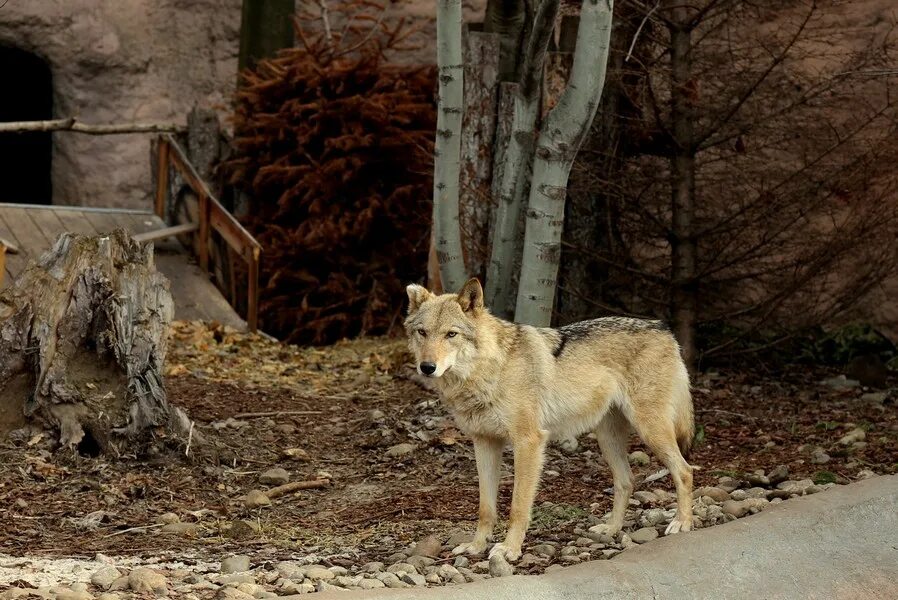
452;540;488;556
664;518;692;535
488;542;522;562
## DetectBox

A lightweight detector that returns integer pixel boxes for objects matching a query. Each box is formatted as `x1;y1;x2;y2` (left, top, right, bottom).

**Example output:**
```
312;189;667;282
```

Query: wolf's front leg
489;427;547;562
453;434;504;556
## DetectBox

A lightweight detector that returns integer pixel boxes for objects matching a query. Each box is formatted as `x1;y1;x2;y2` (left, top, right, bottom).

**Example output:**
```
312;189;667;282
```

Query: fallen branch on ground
0;118;185;135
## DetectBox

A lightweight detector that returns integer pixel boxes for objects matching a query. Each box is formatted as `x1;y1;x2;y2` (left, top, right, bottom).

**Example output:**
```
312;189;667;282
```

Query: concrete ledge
320;475;898;599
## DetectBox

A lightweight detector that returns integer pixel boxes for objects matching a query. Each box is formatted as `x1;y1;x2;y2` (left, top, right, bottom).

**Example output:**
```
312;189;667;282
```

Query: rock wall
0;0;241;208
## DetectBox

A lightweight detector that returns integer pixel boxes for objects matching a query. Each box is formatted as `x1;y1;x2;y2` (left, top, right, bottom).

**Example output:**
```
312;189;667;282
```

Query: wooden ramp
0;203;246;330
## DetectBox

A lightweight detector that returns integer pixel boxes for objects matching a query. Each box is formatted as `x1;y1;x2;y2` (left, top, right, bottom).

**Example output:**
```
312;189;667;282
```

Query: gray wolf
404;278;694;561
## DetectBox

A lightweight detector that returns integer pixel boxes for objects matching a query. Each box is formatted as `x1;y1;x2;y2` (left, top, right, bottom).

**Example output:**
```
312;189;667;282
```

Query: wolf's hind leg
632;416;693;534
453;434;503;556
594;408;633;535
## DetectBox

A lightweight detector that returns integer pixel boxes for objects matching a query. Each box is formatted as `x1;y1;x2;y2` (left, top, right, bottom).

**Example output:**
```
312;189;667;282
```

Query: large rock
312;476;898;600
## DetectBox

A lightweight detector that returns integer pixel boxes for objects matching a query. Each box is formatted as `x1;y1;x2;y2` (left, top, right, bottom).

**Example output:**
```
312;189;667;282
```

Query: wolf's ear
456;278;484;313
406;284;432;314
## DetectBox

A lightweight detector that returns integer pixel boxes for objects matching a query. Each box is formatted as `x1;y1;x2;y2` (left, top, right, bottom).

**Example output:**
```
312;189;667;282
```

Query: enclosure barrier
154;134;261;332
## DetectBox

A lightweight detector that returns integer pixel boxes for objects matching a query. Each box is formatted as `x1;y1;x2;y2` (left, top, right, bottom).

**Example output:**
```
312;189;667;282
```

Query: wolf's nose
420;362;437;375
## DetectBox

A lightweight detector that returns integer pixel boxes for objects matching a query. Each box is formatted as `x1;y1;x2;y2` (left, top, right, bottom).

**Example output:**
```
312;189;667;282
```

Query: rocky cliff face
0;0;241;208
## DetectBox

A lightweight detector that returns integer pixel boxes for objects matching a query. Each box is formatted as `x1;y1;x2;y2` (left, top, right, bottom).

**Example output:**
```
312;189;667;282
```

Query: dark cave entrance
0;47;53;204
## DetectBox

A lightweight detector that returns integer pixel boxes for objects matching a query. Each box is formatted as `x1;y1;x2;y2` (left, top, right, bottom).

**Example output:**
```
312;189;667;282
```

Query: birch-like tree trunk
485;0;561;318
432;0;467;293
515;0;614;326
668;3;698;370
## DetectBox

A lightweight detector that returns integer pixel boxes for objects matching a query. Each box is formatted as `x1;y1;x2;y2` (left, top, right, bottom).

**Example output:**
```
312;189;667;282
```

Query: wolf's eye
446;331;457;338
417;328;427;337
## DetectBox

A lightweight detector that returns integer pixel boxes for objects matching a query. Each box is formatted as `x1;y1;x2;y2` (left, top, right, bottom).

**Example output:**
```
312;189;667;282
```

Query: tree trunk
485;0;561;318
483;0;529;82
433;0;468;293
668;6;698;370
459;30;501;281
515;0;614;326
0;230;193;454
238;0;296;74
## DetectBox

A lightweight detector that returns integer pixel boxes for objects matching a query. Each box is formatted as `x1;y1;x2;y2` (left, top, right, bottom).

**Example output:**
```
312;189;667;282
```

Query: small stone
275;562;304;579
235;583;263;597
861;392;887;404
811;448;831;464
405;556;435;571
386;563;418;575
821;375;860;389
217;588;253;600
314;581;344;593
328;566;348;577
128;568;168;595
411;534;442;557
242;490;271;509
302;566;335;581
776;479;815;495
97;594;121;600
768;465;790;485
560;555;582;564
282;448;310;462
401;573;427;586
377;573;407;589
161;522;198;537
445;530;471;548
717;477;740;493
361;562;384;573
333;576;362;588
385;443;417;457
630;527;659;544
437;564;460;579
220;555;251;574
157;512;180;525
225;520;260;540
839;428;866;445
488;554;514;577
633;490;658;504
517;554;545;569
56;590;94;600
259;468;289;485
628;451;650;466
357;579;385;590
692;487;729;502
453;556;469;568
108;576;130;592
91;567;122;590
384;552;408;564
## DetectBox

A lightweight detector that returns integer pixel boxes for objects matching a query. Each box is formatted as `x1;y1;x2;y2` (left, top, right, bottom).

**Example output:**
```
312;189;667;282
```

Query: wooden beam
0;236;20;254
0;118;185;135
131;223;199;244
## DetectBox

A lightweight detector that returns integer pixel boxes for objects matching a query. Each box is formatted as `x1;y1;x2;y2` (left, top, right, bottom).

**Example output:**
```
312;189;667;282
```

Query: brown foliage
224;1;436;344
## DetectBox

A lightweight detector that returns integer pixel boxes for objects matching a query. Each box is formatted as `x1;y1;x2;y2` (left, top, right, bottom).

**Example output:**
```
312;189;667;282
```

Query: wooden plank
132;223;198;243
26;208;70;246
125;212;165;235
0;212;30;279
3;207;53;251
53;209;99;236
82;210;125;235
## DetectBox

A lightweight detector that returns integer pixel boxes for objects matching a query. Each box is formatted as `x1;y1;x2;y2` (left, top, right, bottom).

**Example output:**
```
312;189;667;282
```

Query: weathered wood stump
0;230;193;454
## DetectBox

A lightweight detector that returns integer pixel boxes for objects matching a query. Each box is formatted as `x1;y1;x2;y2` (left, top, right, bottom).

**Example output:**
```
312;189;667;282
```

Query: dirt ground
1;321;897;571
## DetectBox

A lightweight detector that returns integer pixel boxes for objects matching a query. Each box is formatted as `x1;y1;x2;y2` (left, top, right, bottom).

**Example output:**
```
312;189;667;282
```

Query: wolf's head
404;278;484;379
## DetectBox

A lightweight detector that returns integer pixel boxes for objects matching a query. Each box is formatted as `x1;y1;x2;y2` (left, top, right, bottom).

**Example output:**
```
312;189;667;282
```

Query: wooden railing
154;134;261;331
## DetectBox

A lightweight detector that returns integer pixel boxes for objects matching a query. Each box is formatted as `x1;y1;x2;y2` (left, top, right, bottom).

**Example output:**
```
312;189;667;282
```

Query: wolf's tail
672;365;695;459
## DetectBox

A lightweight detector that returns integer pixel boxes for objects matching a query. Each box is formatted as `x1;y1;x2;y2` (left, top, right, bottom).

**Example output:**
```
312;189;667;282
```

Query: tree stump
0;230;193;454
